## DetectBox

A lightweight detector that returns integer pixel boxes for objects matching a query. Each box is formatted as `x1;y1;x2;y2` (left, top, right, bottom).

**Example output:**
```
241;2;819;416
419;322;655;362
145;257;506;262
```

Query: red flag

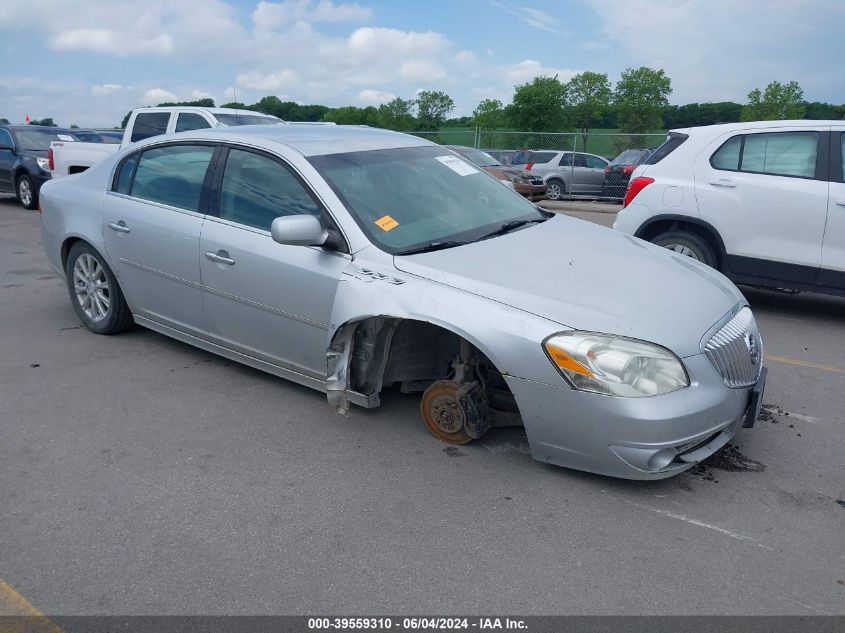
25;115;30;123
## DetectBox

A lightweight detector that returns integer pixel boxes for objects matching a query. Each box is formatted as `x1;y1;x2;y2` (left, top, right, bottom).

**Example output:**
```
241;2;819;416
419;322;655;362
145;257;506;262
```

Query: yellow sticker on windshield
374;215;399;231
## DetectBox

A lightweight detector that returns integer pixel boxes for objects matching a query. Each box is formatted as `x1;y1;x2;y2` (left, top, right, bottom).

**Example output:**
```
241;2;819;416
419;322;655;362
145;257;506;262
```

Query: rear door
0;128;13;192
102;143;218;334
694;127;829;284
199;145;348;378
820;127;845;290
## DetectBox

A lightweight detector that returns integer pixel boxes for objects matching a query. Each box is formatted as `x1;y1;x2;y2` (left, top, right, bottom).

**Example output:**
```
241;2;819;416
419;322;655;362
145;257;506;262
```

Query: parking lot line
767;354;845;375
0;579;63;632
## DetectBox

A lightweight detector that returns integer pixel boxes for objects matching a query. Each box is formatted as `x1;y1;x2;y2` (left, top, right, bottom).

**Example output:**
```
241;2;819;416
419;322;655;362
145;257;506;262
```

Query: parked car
445;145;546;201
614;121;845;296
40;125;766;480
483;149;517;165
49;106;285;178
511;150;609;200
0;124;78;209
602;149;653;200
70;129;124;144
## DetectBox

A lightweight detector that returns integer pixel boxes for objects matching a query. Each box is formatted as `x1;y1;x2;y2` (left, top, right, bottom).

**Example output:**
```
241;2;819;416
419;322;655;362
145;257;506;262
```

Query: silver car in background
511;150;610;200
39;125;766;480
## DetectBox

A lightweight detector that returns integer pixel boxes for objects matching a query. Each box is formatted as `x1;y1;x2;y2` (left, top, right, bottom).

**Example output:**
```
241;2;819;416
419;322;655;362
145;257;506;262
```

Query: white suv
613;120;845;296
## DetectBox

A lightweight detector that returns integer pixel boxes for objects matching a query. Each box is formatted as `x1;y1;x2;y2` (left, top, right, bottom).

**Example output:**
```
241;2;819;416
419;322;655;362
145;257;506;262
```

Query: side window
585;155;607;169
711;136;742;170
113;153;140;194
574;154;589;168
130;112;171;143
0;128;13;148
130;145;215;212
175;113;212;133
219;148;322;231
741;132;817;178
558;153;574;167
841;134;845;181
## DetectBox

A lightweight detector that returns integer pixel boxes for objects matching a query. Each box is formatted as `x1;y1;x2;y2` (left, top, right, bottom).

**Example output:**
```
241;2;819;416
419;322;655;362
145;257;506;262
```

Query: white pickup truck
50;106;284;178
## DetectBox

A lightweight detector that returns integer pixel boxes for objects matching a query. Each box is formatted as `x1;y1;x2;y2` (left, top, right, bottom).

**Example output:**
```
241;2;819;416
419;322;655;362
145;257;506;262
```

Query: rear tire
545;178;566;201
16;174;37;210
65;242;134;334
652;230;718;268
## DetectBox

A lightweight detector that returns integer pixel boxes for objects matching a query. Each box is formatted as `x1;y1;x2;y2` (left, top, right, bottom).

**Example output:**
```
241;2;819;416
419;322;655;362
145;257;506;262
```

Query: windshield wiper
394;240;469;256
476;216;548;241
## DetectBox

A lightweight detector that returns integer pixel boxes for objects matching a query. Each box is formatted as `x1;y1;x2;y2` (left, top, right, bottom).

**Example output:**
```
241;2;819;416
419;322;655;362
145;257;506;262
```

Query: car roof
2;124;77;132
673;120;842;135
165;124;431;157
136;106;279;118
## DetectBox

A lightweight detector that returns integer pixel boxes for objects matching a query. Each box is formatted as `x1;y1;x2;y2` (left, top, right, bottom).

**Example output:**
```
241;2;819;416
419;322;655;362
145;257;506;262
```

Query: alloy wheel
18;179;32;207
73;253;111;322
664;244;700;260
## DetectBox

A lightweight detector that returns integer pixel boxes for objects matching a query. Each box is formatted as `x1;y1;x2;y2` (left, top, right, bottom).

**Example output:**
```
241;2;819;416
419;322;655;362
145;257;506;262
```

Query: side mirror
270;215;328;247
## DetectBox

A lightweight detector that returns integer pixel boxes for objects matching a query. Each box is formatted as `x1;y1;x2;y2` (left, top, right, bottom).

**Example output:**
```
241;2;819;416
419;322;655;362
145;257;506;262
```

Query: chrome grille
704;307;763;388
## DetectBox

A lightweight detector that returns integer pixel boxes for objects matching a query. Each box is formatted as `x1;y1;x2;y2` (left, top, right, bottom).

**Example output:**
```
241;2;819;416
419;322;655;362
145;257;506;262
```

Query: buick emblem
746;333;760;365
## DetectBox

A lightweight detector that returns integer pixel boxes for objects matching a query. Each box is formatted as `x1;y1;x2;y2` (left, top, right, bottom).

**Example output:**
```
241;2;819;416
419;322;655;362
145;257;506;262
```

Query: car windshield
215;114;283;126
610;149;651;165
309;145;545;254
452;148;501;167
12;128;75;150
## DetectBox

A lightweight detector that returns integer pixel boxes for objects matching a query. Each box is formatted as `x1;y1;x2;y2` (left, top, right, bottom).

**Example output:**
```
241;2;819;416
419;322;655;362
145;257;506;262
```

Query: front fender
325;263;568;412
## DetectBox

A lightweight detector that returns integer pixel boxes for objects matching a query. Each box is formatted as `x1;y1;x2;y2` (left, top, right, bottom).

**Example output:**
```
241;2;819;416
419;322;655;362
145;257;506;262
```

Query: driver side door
199;145;350;379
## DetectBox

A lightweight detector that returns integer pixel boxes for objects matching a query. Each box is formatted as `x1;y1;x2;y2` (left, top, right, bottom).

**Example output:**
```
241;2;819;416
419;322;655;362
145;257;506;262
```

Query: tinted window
711;136;742;170
219;149;321;231
512;151;557;165
72;130;102;143
0;128;12;147
558;153;573;167
841;134;845;181
99;132;123;144
574;154;589;168
175;113;211;133
610;149;650;166
585;155;608;169
645;133;688;165
11;128;76;150
130;112;170;143
741;132;817;178
114;153;139;194
130;145;215;211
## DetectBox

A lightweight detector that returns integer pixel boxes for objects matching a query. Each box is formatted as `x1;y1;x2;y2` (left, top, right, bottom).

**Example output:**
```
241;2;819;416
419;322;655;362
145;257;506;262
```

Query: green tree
375;97;416;130
614;67;672;133
156;98;215;108
741;81;806;121
322;106;369;125
0;118;9;124
470;98;505;129
567;71;612;136
415;90;455;130
509;75;568;131
220;101;249;109
28;117;56;127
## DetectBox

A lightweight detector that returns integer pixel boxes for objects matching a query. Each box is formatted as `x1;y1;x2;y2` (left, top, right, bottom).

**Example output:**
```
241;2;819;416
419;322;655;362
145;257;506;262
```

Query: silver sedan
39;125;766;479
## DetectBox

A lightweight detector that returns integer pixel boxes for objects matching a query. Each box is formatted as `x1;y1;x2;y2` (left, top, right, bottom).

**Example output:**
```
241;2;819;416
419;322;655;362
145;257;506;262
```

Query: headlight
544;332;689;397
37;157;51;170
506;172;527;184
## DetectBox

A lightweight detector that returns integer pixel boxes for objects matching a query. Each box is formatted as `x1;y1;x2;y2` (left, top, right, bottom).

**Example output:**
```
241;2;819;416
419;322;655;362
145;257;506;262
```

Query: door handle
709;178;736;188
205;251;235;266
107;221;130;233
835;200;845;207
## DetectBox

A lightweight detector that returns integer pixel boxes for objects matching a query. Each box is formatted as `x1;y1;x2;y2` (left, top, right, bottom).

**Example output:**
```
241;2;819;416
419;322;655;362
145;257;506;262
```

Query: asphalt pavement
1;198;843;615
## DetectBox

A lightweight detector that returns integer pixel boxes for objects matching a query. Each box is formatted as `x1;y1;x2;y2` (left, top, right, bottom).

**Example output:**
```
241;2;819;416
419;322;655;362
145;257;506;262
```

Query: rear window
610;149;651;166
644;133;688;165
11;128;77;151
131;112;170;143
512;151;557;165
214;114;283;126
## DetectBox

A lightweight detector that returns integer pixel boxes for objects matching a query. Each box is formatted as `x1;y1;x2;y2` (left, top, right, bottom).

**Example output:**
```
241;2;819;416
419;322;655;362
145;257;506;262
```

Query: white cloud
502;60;579;85
400;60;447;82
357;89;396;104
91;83;123;96
253;0;373;30
236;70;301;91
142;88;178;104
490;1;559;34
54;29;173;56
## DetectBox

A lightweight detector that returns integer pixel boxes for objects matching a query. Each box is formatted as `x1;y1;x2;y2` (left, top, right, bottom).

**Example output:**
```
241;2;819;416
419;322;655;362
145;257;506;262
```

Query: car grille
704;307;763;388
527;176;544;185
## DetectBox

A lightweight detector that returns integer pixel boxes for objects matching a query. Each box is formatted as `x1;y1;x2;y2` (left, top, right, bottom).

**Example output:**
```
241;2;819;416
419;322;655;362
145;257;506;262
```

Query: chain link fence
404;129;667;201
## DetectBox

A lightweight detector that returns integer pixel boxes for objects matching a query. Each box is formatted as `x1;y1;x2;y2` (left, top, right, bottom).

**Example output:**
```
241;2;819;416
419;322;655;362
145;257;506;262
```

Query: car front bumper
514;182;548;201
505;353;760;480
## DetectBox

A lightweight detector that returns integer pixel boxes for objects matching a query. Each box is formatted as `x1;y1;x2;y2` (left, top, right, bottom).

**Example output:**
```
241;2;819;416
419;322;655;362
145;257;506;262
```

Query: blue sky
1;0;842;127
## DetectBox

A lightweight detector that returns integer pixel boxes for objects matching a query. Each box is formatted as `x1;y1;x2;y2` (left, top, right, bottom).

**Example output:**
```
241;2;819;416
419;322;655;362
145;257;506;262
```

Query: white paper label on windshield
435;155;478;176
57;134;75;141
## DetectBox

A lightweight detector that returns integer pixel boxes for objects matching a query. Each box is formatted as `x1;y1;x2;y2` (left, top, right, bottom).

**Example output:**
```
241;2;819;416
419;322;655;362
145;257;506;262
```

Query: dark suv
0;125;78;209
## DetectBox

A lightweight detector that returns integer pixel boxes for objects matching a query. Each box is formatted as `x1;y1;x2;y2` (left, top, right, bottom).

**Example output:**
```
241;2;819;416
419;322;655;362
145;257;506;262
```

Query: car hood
482;165;532;179
392;215;743;357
